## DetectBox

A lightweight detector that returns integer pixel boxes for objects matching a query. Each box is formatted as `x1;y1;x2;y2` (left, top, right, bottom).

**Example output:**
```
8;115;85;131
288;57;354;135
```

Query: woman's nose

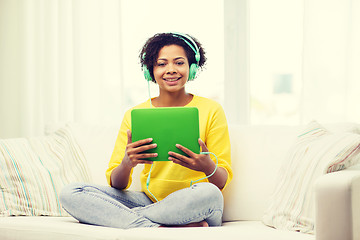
166;63;177;74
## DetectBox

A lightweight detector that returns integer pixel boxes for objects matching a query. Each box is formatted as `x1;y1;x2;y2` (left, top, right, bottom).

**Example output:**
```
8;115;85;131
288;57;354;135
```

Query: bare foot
183;221;209;227
160;221;209;228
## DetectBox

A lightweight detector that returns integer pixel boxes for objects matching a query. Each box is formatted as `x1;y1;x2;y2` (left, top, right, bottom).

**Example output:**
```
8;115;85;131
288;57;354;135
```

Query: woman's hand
168;139;216;175
168;139;228;189
111;130;157;189
122;130;157;169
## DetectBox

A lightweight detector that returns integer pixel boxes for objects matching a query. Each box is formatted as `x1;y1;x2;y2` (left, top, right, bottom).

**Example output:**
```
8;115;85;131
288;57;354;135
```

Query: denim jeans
59;182;224;229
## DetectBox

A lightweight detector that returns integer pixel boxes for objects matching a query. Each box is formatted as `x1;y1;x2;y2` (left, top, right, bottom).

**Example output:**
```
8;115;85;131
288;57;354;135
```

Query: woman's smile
163;77;182;86
164;77;180;82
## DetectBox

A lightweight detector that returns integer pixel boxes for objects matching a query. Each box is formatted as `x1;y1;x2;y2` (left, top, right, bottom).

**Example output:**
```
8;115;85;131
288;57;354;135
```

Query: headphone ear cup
188;63;198;81
143;66;152;82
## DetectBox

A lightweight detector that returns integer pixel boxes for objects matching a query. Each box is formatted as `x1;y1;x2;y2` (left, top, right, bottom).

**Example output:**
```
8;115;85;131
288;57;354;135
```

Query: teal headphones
143;32;201;82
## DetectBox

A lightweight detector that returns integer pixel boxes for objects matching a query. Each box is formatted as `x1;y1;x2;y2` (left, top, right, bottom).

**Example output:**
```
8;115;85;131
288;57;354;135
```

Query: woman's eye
157;63;166;67
176;61;185;65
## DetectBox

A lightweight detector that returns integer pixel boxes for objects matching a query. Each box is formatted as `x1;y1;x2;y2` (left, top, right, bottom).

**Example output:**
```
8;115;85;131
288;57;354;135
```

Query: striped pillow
0;126;91;216
262;121;360;233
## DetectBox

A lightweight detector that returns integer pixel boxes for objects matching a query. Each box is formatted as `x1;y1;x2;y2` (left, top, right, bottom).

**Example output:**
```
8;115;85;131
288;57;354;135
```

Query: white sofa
1;122;360;240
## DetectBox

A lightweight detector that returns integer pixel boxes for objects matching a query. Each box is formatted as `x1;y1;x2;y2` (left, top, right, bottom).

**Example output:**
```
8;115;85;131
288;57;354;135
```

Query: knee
59;182;85;207
192;183;224;209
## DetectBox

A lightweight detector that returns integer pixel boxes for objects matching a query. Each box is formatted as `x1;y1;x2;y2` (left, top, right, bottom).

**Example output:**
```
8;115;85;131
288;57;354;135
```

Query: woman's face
153;44;190;94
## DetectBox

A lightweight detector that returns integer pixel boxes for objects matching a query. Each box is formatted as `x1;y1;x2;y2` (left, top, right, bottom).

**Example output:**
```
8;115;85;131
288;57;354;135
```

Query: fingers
135;151;157;160
198;138;209;152
168;150;189;162
126;143;157;161
129;137;154;149
132;142;157;155
125;147;156;167
168;145;194;169
170;139;207;158
127;130;132;144
125;130;157;166
127;129;154;149
168;151;191;169
169;140;211;172
174;139;208;155
134;159;154;165
175;144;196;158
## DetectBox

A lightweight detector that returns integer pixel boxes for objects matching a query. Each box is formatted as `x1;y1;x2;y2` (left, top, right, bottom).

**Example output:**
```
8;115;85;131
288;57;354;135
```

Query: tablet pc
131;107;200;161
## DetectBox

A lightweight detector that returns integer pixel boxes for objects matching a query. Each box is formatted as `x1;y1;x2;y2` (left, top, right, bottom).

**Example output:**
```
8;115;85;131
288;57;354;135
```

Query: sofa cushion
66;123;119;186
0;217;315;240
0;126;91;216
262;121;360;233
222;124;302;222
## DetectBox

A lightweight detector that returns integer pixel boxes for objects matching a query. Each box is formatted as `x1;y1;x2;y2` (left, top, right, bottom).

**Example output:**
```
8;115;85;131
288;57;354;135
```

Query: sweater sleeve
105;109;133;188
204;103;233;190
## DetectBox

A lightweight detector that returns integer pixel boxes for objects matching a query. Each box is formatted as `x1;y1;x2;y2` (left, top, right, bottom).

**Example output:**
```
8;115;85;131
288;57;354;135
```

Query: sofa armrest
315;169;360;240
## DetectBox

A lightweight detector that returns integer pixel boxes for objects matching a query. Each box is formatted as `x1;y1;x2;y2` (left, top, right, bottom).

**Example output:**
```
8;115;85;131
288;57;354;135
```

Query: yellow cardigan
106;95;233;202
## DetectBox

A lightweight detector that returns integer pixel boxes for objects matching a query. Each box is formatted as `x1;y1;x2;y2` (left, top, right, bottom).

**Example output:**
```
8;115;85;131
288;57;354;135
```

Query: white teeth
165;78;179;82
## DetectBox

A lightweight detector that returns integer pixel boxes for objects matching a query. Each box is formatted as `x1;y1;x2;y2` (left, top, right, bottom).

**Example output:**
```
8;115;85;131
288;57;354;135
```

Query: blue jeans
59;182;224;229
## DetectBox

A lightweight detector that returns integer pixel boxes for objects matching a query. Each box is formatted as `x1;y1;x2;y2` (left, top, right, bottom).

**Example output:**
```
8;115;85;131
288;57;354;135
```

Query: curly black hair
139;33;207;83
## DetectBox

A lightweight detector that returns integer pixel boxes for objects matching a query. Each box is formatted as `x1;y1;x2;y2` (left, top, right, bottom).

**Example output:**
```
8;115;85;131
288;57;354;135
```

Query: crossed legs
60;182;223;229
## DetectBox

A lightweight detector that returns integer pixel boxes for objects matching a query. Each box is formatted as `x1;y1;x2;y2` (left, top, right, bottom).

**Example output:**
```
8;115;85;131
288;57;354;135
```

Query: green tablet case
131;107;200;161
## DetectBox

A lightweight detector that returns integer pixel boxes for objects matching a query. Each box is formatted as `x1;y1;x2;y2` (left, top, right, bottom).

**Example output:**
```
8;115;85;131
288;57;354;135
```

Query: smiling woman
59;32;232;229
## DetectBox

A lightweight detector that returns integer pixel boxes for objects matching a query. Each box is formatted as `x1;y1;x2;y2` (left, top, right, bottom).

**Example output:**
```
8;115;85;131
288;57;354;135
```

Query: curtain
301;0;360;123
0;0;123;138
223;0;360;125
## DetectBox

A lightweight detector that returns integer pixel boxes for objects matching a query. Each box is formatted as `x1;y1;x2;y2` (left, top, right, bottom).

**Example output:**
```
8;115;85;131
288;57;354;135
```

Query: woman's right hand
122;130;157;169
111;130;157;189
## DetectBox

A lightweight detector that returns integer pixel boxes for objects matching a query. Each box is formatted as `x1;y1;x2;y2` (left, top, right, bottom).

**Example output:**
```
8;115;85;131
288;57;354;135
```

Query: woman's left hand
168;139;216;175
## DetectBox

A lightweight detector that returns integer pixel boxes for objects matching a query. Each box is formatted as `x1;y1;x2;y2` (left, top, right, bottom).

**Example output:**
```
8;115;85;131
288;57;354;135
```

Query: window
249;0;304;125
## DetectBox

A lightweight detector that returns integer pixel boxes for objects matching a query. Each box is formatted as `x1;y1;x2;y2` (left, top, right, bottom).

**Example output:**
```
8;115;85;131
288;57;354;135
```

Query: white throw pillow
0;126;91;216
262;121;360;233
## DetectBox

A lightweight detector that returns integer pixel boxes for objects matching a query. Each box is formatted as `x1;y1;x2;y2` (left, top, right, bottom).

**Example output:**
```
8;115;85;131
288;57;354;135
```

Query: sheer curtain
0;0;123;138
224;0;360;125
301;0;360;124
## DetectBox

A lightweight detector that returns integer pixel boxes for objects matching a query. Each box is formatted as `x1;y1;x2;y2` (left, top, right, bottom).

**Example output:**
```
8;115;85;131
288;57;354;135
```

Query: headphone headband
170;32;200;63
